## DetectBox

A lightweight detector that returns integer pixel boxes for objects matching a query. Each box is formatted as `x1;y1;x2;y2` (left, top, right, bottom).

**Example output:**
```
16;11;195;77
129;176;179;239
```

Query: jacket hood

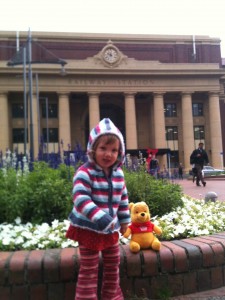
87;118;125;167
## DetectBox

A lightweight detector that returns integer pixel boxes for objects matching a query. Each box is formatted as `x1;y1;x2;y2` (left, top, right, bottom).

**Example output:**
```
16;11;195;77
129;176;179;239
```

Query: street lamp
23;47;27;156
28;30;34;161
7;29;67;161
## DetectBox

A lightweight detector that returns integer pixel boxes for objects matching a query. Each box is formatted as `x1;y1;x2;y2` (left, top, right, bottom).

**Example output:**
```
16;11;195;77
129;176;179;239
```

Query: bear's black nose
141;213;145;217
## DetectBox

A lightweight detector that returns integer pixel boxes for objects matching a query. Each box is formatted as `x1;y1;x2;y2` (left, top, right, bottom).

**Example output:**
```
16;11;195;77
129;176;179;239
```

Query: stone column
208;92;223;168
59;93;71;149
0;93;10;152
153;93;167;167
124;93;137;149
88;93;100;131
153;93;166;149
181;92;194;170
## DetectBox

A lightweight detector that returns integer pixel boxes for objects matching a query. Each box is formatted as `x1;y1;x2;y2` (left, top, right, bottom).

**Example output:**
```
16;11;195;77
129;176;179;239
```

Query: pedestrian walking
190;142;209;187
178;163;183;180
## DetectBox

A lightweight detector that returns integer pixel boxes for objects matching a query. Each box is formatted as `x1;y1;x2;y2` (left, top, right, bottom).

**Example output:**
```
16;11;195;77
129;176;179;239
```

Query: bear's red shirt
128;221;155;233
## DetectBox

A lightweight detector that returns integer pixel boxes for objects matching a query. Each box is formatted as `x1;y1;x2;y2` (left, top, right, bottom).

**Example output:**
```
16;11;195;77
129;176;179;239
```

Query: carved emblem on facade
94;41;128;68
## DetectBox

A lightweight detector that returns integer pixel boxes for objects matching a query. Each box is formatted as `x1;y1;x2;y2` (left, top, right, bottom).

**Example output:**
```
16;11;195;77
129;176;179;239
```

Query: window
164;103;177;117
192;103;203;116
42;103;58;118
165;126;178;140
194;126;205;140
12;128;28;143
12;103;25;118
42;128;58;143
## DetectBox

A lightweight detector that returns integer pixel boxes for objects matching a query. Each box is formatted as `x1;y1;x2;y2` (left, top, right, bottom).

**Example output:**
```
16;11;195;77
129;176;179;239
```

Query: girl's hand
120;223;129;235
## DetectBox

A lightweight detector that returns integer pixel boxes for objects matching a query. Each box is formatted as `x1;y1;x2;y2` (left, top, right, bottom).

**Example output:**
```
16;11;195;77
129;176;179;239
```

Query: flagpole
23;46;27;156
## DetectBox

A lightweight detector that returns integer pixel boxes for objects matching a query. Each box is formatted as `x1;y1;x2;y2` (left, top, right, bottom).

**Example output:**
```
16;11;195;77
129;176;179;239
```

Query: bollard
205;191;218;203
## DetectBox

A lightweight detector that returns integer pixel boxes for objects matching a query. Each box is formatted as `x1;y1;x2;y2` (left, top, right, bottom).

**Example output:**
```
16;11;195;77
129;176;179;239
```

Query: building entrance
85;103;125;146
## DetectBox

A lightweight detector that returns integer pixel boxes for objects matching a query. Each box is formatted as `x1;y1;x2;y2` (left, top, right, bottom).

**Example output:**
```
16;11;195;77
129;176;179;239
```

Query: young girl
66;118;131;300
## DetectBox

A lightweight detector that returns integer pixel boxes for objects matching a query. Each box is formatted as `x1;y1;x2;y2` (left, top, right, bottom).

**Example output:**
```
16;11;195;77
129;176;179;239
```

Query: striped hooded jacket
68;118;131;234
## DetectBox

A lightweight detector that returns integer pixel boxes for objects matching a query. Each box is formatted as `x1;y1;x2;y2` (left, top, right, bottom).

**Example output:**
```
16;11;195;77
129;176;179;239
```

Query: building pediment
62;41;222;76
66;41;162;71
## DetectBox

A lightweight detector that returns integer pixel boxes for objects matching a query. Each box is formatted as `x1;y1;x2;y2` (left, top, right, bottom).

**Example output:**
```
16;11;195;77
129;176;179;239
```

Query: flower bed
1;196;225;251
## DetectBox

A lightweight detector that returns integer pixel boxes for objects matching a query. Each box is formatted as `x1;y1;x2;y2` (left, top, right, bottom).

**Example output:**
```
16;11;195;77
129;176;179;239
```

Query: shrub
124;167;183;217
0;168;19;223
0;162;183;225
0;162;74;224
21;162;74;224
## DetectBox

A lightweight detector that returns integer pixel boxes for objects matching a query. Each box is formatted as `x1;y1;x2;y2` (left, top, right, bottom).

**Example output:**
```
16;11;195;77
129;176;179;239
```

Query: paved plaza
174;177;225;202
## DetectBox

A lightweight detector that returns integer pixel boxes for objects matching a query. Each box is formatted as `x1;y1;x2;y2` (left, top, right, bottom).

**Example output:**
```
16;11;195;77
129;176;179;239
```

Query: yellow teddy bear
123;201;162;253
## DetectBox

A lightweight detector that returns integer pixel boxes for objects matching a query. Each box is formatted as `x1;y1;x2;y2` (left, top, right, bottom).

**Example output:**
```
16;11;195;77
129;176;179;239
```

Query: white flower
61;240;78;248
51;220;59;229
15;236;24;244
37;243;45;249
37;223;50;233
21;231;33;239
2;236;12;245
174;224;186;235
15;217;21;225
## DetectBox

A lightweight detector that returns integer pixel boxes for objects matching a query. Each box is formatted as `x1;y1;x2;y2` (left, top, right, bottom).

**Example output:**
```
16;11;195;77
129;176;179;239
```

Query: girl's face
94;137;120;175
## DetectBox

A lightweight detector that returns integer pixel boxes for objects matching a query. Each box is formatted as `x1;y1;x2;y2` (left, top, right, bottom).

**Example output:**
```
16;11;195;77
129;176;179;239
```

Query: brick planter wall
1;232;225;300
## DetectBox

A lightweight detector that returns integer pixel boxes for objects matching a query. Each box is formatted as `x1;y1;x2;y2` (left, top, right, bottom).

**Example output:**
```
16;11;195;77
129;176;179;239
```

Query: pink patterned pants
75;243;124;300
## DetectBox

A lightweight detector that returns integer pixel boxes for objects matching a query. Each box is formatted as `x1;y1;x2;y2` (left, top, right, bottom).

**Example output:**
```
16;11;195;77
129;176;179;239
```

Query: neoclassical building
0;31;224;171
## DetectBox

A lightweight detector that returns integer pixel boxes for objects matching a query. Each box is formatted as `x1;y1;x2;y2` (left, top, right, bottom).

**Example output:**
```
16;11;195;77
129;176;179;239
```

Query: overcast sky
1;0;225;57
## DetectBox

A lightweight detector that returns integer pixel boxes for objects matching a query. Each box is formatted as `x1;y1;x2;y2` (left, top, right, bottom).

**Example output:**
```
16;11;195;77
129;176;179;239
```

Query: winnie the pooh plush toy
123;201;162;253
